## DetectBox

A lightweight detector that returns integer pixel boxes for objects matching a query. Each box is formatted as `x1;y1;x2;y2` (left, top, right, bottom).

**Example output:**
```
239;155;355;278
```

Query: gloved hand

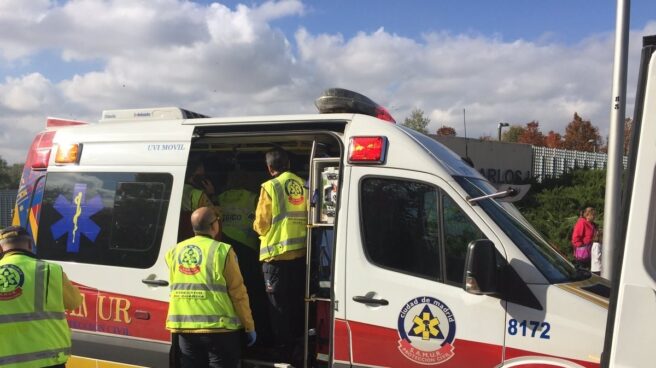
246;331;257;347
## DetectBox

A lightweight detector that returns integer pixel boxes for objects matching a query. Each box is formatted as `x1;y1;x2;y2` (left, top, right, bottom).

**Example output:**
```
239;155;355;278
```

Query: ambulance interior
179;131;342;366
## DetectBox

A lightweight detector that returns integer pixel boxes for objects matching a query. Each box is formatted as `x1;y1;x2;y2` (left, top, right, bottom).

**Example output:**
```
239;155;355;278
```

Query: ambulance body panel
13;95;609;367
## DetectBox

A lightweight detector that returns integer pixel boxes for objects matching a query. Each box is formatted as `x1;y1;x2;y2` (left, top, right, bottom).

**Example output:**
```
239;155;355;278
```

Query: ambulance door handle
142;279;169;287
353;295;389;306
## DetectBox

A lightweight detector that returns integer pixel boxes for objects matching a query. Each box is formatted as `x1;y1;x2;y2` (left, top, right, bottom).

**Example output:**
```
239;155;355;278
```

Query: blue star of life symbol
51;183;103;253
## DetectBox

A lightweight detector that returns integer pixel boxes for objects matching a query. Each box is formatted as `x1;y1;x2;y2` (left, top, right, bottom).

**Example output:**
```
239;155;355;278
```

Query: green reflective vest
259;172;308;261
0;253;71;368
166;236;242;330
182;184;204;212
217;189;259;250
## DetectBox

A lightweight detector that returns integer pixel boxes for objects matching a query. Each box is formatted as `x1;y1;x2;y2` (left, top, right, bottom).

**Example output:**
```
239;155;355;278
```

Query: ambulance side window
442;194;485;285
37;172;172;268
360;177;441;281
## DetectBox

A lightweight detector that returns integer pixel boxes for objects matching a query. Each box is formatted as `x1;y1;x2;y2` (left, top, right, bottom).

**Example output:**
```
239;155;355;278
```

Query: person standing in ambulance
179;159;221;242
0;226;82;368
253;149;308;363
166;207;256;368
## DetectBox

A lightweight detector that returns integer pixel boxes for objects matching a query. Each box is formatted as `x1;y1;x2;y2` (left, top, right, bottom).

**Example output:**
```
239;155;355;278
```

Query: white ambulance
12;88;608;368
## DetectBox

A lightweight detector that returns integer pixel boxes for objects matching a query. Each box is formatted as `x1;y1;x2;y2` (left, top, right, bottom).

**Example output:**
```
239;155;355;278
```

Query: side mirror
464;239;499;295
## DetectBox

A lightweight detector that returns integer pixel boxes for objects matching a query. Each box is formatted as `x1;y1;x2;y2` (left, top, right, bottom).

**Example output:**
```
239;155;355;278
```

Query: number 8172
508;319;551;339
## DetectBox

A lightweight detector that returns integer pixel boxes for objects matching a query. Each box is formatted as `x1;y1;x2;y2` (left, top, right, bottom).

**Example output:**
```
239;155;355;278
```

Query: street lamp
588;139;597;153
498;122;509;141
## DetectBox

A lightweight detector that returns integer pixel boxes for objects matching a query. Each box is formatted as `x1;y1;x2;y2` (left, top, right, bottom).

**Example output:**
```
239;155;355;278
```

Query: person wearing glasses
166;207;256;367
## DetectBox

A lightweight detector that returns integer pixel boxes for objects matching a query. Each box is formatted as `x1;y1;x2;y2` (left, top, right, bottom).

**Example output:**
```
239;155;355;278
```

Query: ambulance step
242;359;294;368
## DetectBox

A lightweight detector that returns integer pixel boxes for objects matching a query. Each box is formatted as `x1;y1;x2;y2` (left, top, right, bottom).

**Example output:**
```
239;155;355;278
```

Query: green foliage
402;108;430;134
516;169;606;258
0;157;23;190
501;125;525;142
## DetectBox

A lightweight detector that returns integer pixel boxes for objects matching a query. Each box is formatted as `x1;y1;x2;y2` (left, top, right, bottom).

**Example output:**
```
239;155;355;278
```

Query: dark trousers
178;332;241;368
262;257;306;361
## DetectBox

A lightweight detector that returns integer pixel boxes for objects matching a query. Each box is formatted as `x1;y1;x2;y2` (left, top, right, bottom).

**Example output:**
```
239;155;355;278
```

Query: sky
1;0;656;164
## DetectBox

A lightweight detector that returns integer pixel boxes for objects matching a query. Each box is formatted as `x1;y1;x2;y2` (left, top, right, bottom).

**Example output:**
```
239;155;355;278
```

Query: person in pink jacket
571;207;597;269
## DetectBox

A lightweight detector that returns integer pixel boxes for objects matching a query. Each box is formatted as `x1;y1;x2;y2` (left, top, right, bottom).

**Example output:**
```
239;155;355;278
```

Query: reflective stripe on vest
0;254;71;368
166;236;242;330
259;172;308;261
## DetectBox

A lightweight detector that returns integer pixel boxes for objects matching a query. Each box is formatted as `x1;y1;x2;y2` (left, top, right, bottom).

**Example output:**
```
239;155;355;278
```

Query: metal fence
0;190;17;228
532;147;627;182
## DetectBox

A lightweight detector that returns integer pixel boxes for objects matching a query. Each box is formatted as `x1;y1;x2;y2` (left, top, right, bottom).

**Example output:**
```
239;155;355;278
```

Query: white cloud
0;1;655;164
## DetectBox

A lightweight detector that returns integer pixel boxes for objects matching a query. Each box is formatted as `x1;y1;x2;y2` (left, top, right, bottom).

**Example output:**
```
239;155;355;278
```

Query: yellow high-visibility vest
217;189;259;250
0;253;71;368
259;172;308;261
166;236;242;330
182;184;204;212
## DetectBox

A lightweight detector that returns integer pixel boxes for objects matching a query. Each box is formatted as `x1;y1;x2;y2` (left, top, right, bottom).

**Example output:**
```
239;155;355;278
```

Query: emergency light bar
348;136;388;164
100;107;209;123
315;88;396;123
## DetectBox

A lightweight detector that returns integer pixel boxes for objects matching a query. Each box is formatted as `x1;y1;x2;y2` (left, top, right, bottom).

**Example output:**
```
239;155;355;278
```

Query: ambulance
12;88;609;368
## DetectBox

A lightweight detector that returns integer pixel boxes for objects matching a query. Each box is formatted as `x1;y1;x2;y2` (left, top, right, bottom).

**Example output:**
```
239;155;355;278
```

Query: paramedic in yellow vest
166;207;255;368
183;159;217;213
253;148;307;363
0;226;82;368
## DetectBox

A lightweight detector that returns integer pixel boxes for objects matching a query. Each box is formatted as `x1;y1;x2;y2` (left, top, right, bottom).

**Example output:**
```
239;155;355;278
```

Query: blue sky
0;0;655;163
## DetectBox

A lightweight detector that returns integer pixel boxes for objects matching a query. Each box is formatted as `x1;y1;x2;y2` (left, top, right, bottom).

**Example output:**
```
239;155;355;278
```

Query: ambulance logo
51;183;103;253
284;179;305;205
178;244;203;275
0;264;25;300
397;296;456;365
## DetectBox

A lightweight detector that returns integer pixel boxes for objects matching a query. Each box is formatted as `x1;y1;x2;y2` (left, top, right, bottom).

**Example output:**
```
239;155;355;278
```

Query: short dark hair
265;149;289;173
185;158;204;179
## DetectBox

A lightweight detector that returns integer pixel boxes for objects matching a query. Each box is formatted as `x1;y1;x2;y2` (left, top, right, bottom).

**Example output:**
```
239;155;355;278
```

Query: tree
0;157;23;190
402;108;430;134
518;121;545;146
479;135;493;141
436;125;456;136
562;113;602;152
516;168;606;259
545;130;563;148
501;125;525;143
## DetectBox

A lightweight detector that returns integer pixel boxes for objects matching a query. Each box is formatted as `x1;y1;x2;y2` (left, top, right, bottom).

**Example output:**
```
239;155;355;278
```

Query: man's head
265;148;290;177
185;158;206;184
190;207;219;237
0;226;33;252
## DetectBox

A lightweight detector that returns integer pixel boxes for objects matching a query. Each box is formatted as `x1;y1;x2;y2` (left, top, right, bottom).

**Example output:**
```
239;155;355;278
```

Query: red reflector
25;131;55;169
46;117;87;128
375;106;396;123
349;136;387;163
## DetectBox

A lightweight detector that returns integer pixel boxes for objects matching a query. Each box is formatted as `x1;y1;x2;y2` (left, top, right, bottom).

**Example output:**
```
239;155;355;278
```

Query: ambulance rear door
343;165;507;367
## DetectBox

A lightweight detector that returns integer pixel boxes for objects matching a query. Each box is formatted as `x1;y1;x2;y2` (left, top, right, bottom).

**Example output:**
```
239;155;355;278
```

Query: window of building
37;172;173;268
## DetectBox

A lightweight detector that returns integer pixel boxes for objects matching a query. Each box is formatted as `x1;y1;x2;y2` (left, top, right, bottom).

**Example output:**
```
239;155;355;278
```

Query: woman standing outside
571;207;597;269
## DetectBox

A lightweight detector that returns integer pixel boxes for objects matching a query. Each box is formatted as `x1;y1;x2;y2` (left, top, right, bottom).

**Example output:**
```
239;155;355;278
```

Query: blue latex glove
246;331;257;347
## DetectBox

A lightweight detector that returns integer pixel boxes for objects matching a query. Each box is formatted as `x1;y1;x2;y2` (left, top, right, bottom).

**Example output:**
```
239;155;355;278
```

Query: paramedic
183;159;217;213
0;226;82;368
166;207;256;368
253;148;308;362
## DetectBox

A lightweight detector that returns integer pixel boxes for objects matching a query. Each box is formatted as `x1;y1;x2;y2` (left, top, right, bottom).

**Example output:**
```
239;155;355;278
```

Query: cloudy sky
1;0;655;163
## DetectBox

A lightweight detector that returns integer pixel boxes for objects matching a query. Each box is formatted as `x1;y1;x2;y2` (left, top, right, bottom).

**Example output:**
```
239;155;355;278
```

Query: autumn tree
501;125;525;143
402;108;430;134
479;135;493;141
545;131;563;149
436;125;456;136
562;113;602;152
517;121;545;146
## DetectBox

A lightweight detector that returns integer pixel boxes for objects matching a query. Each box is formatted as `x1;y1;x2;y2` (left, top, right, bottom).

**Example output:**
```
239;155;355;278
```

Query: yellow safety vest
0;253;71;368
165;236;242;330
217;189;259;250
259;172;308;261
182;184;204;212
